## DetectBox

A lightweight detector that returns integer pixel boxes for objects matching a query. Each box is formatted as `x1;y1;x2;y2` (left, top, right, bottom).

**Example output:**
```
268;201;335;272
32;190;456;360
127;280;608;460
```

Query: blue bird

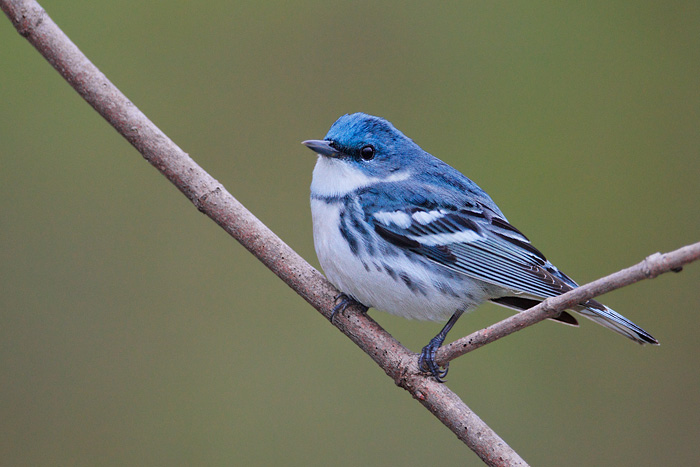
302;113;658;381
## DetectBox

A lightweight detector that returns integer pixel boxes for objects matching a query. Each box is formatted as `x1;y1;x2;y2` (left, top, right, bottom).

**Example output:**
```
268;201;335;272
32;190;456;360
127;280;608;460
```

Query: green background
2;1;699;465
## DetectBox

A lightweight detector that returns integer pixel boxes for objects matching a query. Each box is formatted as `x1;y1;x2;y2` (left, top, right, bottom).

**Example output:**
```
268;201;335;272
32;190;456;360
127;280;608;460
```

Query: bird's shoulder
357;160;500;215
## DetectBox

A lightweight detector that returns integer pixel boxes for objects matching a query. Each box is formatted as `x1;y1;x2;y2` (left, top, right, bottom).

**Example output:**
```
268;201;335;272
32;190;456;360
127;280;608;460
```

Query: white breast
310;197;487;322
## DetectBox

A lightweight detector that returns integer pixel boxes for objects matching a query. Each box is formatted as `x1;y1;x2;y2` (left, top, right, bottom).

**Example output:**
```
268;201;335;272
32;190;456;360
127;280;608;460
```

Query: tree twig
436;244;700;366
0;1;528;465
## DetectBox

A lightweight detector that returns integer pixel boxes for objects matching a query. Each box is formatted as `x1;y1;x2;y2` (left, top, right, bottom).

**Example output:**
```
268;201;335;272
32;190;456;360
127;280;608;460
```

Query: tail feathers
490;296;659;345
574;301;659;345
490;296;580;326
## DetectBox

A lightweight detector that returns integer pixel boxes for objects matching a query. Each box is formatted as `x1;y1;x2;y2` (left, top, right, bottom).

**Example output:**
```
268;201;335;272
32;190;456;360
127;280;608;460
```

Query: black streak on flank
400;273;415;290
383;264;398;281
351;215;374;255
400;273;427;296
434;281;461;298
339;212;359;255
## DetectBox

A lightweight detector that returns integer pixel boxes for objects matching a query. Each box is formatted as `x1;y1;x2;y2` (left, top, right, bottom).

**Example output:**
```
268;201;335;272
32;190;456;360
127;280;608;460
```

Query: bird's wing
368;200;579;300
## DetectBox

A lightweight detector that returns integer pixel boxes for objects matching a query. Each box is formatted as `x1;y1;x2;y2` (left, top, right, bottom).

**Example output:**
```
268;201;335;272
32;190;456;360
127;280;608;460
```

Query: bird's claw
418;340;449;382
331;293;365;324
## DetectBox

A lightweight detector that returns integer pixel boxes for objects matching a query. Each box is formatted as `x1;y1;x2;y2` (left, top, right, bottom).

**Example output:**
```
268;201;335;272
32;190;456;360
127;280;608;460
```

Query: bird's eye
359;145;375;161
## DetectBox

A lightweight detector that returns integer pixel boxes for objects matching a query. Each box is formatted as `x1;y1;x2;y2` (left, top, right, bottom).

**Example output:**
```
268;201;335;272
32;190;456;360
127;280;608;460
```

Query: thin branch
436;244;700;366
1;1;527;465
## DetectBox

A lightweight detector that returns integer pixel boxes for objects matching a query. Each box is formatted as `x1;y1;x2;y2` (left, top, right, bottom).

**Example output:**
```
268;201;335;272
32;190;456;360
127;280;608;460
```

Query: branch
1;1;527;465
436;244;700;366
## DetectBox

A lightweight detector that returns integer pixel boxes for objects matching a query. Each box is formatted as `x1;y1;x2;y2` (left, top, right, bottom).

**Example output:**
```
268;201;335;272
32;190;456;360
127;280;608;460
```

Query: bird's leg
331;293;367;324
419;309;464;382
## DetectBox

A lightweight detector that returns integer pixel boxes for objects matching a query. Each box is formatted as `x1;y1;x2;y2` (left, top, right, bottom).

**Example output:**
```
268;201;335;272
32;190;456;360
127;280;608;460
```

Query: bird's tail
574;300;659;345
490;295;659;344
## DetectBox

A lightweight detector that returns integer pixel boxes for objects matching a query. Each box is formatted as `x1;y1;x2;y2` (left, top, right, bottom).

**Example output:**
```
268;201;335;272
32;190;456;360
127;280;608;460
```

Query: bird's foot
418;337;449;382
331;293;366;324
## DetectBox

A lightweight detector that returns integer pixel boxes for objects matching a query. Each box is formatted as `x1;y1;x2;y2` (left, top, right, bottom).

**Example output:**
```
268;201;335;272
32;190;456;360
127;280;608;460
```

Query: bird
302;112;658;381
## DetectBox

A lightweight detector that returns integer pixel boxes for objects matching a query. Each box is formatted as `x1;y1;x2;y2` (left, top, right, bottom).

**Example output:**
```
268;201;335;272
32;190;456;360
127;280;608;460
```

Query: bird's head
303;113;425;197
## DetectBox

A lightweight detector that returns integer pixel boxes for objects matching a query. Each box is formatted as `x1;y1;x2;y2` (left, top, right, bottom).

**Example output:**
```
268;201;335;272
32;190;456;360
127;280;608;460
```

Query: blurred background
1;1;698;465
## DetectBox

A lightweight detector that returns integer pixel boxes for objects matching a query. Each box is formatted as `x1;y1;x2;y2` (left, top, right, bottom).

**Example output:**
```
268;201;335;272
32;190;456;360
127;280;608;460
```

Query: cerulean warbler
303;113;658;381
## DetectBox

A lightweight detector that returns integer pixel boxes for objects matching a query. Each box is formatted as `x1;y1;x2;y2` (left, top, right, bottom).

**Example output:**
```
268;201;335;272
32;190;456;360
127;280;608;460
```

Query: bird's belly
311;199;487;321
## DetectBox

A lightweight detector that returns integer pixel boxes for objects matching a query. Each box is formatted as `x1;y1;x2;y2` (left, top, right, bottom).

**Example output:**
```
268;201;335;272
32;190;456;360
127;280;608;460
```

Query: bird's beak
302;140;341;157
